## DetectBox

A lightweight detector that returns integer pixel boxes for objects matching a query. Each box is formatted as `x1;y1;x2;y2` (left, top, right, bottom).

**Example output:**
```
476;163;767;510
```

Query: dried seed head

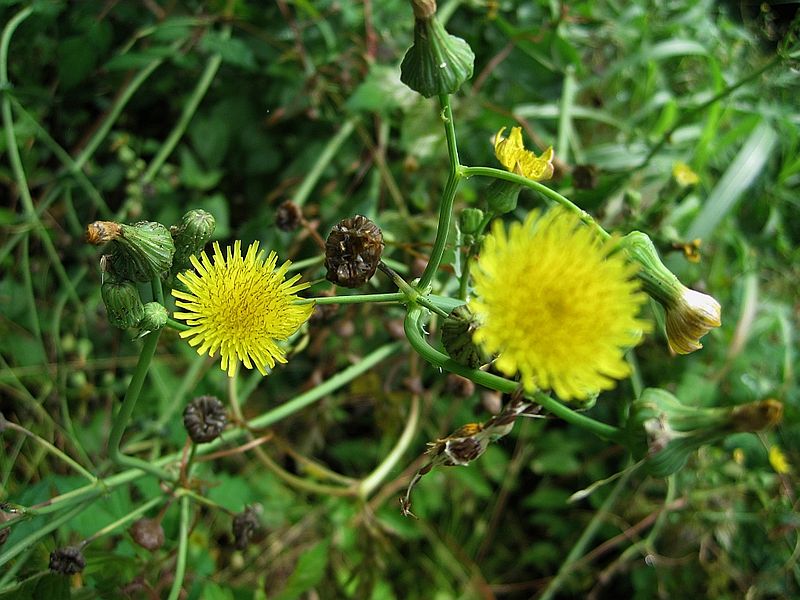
86;221;122;245
275;200;303;232
129;518;165;551
183;396;227;443
232;506;260;550
324;215;384;288
49;546;86;575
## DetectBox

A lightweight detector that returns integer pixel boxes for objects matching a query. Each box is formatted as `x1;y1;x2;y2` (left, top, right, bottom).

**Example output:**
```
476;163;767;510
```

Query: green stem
0;417;97;484
538;464;639;600
403;306;623;442
167;317;190;331
359;393;420;498
459;165;610;240
418;95;462;290
80;494;164;547
557;65;576;165
293;117;357;207
107;321;170;481
139;30;228;187
73;41;182;173
296;292;405;305
166;496;191;600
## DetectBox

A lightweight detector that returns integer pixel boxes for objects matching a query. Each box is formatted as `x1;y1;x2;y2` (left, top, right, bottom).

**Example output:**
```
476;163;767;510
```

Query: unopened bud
170;209;216;274
129;518;165;551
102;279;145;329
441;305;483;368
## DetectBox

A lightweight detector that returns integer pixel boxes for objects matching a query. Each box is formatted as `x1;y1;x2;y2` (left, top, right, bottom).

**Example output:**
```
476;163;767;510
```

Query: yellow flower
494;126;555;181
769;445;790;474
672;161;700;187
173;241;313;377
469;208;649;401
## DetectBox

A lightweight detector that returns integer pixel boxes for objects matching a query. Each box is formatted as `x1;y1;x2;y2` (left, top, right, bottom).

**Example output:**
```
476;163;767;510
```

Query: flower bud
139;302;168;334
441;305;483;368
485;178;522;214
459;208;484;235
324;215;384;288
89;220;175;282
102;279;145;329
129;518;165;551
49;546;86;575
183;395;227;443
275;200;303;232
627;388;783;477
399;0;474;98
170;209;216;274
621;231;721;354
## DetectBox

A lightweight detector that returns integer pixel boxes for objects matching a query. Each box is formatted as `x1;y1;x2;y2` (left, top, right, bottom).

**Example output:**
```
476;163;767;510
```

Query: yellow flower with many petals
469;208;649;401
494;126;554;181
173;241;313;377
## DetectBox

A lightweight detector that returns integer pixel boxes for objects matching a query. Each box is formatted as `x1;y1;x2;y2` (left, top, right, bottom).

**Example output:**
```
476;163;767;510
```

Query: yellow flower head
494;126;554;181
672;161;700;187
469;208;649;401
172;241;313;377
769;445;790;474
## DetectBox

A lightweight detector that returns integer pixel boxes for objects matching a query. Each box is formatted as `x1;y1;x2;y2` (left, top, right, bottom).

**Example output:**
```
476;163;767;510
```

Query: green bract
111;221;175;283
101;279;145;329
170;209;216;275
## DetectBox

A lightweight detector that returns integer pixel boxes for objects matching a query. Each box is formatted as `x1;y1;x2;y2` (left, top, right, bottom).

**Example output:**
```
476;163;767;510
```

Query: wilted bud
102;279;145;329
183;396;227;443
485;179;522;215
139;302;168;334
427;423;488;466
459;208;485;235
275;200;303;232
441;305;482;368
627;388;783;477
232;506;261;550
399;0;475;98
49;546;86;575
621;231;721;354
129;518;165;551
88;220;175;282
324;215;384;288
170;209;216;274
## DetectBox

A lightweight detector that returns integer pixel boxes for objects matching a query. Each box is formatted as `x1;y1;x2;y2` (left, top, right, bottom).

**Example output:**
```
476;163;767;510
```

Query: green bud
102;279;144;329
441;305;483;368
170;209;216;274
459;208;484;236
627;388;783;477
485;179;522;215
620;231;721;354
400;1;474;98
139;302;168;334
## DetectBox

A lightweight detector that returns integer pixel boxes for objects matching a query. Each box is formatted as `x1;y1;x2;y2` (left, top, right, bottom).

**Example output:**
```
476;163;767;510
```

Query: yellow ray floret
469;208;650;401
172;241;313;377
494;126;555;181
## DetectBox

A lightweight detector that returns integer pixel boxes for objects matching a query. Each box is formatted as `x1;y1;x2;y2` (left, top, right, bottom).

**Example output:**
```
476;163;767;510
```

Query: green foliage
1;0;798;598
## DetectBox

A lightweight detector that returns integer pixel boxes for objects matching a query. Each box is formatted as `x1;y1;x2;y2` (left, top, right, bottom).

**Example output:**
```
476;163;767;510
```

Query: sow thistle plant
0;0;786;595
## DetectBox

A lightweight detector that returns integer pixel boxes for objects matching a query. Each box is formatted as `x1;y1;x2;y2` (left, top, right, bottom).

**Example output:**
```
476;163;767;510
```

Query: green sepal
400;16;474;98
111;221;175;283
101;279;145;329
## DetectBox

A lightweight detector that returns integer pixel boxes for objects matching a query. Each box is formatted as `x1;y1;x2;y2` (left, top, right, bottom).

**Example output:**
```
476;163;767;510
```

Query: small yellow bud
769;446;791;474
494;127;554;181
672;161;700;187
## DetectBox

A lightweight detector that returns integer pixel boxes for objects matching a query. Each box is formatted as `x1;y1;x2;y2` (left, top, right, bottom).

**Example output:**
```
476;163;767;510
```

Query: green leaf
346;65;418;115
200;32;256;70
179;147;223;190
272;540;330;600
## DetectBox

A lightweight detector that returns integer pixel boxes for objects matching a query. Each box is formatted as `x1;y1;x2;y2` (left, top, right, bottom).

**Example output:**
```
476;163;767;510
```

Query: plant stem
538;464;638;600
292;117;357;207
359;393;420;498
418;95;462;290
80;494;164;547
139;28;230;188
403;306;623;442
107;318;170;481
558;65;576;165
459;165;610;240
166;495;191;600
0;417;97;484
296;292;405;305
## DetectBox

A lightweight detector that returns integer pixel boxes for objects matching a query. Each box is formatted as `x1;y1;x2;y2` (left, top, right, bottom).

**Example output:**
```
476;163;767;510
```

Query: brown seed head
324;215;384;288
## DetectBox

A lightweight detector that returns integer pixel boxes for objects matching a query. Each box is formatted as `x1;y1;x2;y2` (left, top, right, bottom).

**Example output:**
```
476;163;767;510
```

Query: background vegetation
1;0;798;598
